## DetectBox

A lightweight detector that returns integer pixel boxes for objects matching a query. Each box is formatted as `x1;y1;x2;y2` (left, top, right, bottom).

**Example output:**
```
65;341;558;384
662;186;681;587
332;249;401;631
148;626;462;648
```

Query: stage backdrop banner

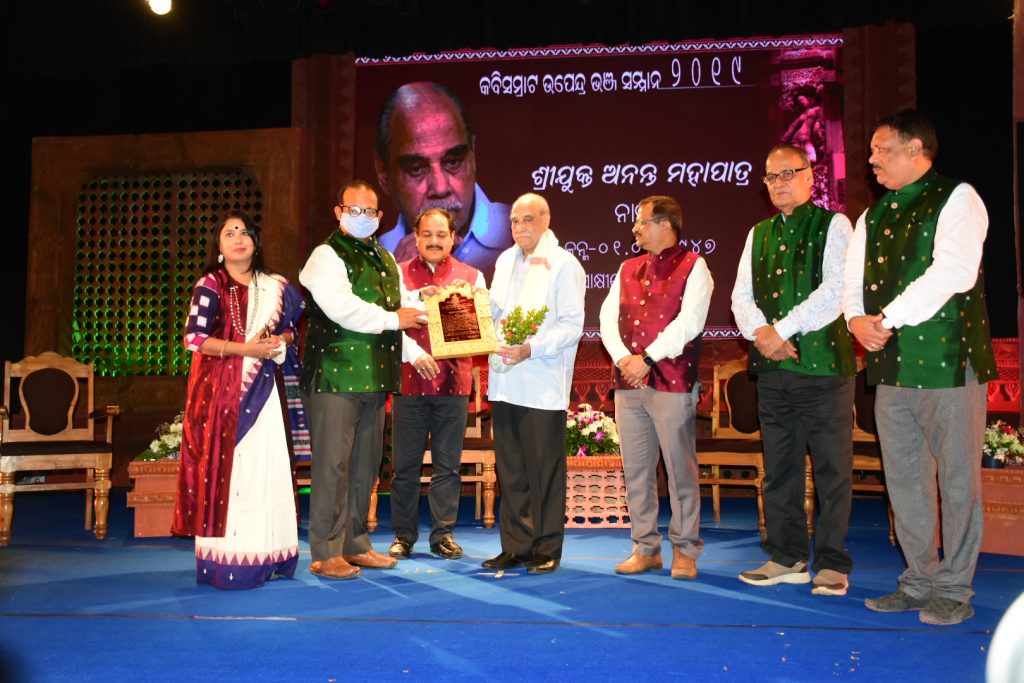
355;36;845;338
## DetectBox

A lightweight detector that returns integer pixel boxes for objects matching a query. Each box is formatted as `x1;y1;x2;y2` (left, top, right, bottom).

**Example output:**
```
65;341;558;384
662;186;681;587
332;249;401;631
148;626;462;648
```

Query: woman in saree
172;209;305;589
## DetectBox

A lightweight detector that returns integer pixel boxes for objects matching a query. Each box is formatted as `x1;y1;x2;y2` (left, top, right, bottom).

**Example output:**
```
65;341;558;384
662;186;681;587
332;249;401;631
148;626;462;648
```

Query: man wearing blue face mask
300;180;428;580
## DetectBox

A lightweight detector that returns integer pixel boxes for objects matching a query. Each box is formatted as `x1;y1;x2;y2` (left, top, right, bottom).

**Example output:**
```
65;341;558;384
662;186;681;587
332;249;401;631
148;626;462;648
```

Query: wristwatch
640;350;655;367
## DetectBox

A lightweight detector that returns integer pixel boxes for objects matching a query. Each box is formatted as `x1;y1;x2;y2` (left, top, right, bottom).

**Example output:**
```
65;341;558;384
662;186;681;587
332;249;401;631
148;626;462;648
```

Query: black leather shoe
526;555;560;575
481;552;526;570
388;537;413;559
429;535;464;559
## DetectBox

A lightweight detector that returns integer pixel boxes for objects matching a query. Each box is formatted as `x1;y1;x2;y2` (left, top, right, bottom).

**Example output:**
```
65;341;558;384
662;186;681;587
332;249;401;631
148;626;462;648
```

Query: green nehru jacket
862;170;997;388
749;201;854;377
301;231;403;393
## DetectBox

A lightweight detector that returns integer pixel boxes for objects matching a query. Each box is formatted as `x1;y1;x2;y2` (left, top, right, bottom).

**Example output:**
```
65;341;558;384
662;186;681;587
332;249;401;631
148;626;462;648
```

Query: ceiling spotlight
148;0;172;15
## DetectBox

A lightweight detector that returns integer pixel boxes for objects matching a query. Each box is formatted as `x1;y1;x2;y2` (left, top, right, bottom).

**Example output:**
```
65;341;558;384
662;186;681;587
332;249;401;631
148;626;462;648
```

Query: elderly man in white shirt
481;193;586;575
600;195;712;580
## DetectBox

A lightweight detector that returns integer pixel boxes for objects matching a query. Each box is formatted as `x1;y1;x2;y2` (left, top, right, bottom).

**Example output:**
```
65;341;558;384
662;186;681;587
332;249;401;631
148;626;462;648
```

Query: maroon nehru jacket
400;255;481;397
615;244;702;393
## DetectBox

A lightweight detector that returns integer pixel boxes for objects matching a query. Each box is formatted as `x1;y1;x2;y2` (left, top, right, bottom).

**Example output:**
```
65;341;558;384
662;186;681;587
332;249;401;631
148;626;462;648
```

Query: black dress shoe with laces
481;551;526;570
526;554;560;575
388;537;413;559
429;535;464;559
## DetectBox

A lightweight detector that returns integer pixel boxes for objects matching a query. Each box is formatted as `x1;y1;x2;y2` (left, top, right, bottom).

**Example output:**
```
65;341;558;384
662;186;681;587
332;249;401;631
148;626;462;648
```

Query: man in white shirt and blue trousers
481;193;585;576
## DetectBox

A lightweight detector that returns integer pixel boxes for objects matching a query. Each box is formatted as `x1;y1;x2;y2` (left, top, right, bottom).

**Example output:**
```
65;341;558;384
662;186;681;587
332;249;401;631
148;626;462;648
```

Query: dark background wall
3;0;1017;364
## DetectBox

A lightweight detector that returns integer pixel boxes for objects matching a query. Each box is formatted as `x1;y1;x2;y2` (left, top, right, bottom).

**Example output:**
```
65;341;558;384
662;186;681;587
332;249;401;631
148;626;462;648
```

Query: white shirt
486;242;586;411
599;257;713;364
842;183;988;328
298;235;422;363
731;211;852;341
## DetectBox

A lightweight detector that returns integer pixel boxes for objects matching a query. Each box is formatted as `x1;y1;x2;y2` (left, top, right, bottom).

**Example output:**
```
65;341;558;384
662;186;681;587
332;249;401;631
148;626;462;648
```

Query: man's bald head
374;83;479;235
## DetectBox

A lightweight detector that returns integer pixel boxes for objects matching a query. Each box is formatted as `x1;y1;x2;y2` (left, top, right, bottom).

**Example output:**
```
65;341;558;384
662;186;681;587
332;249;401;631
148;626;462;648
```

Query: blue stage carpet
1;491;1021;681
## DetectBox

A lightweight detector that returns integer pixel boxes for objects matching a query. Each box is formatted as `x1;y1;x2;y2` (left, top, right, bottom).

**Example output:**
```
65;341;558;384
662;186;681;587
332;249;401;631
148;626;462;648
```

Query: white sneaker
738;560;810;586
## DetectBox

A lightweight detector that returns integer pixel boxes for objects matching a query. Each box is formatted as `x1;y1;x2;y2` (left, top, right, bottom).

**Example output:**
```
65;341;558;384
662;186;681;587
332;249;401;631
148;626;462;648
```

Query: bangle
220;342;227;358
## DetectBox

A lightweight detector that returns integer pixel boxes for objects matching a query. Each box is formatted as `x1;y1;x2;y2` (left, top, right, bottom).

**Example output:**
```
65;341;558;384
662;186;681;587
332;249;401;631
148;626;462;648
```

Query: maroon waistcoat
615;245;702;393
400;255;480;396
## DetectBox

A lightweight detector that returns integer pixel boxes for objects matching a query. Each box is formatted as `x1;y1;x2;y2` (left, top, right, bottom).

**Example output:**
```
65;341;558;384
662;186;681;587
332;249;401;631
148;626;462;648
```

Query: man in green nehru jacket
731;144;855;596
844;110;997;626
299;180;427;580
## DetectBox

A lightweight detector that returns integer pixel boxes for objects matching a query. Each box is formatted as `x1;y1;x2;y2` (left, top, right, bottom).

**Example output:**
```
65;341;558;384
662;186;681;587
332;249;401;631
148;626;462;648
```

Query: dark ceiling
4;0;1014;73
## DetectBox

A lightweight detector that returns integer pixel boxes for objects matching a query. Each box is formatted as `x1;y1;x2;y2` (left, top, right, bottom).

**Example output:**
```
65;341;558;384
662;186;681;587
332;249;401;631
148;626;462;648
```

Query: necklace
227;274;260;337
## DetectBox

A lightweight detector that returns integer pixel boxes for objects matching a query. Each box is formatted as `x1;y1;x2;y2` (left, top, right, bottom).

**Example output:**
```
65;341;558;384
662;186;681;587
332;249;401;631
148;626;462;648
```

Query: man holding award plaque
482;193;586;575
388;208;488;561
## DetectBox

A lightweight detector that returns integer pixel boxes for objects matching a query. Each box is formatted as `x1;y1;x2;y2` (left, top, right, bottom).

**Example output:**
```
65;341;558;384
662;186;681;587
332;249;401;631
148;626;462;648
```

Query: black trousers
757;370;854;574
492;401;567;560
390;394;470;545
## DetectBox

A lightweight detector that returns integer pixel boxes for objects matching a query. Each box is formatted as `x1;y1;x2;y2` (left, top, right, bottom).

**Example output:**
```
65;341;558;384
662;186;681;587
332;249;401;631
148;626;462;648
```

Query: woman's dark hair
202;209;267;275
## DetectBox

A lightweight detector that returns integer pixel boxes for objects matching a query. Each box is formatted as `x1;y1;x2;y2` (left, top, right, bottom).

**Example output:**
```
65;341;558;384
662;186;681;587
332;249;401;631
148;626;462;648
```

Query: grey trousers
758;371;854;573
875;366;987;602
390;394;470;545
305;390;386;561
615;386;703;559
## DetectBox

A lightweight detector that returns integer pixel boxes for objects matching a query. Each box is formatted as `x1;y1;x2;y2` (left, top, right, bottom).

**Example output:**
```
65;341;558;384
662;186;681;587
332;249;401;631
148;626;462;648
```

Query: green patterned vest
301;231;403;394
749;202;855;377
861;170;997;388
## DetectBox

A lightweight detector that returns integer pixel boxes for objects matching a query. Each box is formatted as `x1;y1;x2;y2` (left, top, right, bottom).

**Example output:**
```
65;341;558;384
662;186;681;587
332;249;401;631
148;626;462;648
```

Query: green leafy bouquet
499;305;549;346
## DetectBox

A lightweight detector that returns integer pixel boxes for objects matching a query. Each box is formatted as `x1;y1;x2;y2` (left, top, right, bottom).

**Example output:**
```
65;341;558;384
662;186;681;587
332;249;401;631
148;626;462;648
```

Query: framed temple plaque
425;284;497;359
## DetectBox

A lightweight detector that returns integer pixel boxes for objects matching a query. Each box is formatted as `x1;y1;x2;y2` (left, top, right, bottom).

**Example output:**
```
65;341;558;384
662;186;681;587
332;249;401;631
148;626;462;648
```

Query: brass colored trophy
424;283;497;359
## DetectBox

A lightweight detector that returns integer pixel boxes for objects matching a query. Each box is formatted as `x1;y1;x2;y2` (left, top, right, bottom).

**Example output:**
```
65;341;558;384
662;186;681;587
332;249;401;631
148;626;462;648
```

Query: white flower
578;403;592;412
161;433;179;446
149;439;161;452
566;419;575;428
169;422;183;435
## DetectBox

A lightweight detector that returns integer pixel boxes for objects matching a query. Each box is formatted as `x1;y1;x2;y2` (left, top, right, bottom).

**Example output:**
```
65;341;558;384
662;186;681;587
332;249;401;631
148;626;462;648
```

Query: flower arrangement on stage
566;403;619;457
982;421;1024;468
135;412;185;461
499;305;549;346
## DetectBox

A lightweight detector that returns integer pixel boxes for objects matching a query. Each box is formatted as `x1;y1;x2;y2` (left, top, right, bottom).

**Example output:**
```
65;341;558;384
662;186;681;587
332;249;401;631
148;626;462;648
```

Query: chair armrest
90;406;120;445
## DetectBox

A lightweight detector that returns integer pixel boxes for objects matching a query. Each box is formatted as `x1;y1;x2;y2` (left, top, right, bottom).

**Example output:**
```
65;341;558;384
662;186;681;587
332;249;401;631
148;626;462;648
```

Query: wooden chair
0;352;120;545
802;364;897;544
696;357;766;536
367;366;497;531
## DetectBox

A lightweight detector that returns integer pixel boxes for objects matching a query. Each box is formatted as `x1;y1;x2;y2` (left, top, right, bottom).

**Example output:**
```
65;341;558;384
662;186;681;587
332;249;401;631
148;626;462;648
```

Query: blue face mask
340;212;379;239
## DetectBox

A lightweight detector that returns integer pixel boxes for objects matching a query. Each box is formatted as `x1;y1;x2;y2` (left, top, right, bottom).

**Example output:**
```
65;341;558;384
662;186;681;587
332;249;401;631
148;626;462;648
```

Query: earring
218;253;224;263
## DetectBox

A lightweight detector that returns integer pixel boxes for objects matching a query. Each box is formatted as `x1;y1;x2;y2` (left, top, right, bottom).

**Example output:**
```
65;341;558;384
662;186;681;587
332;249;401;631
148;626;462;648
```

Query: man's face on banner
376;86;477;236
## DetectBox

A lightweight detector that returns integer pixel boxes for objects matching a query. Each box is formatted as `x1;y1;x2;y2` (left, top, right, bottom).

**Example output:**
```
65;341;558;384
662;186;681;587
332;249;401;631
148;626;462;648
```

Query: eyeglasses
634;216;665;227
762;166;809;185
340;205;381;218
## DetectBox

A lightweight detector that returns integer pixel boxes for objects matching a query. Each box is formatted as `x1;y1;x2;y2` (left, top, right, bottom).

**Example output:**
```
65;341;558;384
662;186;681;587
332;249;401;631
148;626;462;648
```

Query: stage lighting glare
148;0;172;15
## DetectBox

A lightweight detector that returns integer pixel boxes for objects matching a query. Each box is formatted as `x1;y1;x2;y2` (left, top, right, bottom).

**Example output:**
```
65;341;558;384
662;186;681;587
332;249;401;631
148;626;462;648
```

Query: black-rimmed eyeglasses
340;205;381;218
762;166;809;185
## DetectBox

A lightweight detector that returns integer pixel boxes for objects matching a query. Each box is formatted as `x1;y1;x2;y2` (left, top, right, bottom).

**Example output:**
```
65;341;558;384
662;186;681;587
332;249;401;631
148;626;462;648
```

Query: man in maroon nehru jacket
388;208;487;560
599;195;713;580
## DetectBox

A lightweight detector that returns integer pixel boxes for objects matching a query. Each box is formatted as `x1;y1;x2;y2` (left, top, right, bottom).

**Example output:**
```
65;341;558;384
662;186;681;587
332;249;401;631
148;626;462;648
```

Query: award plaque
425;284;497;359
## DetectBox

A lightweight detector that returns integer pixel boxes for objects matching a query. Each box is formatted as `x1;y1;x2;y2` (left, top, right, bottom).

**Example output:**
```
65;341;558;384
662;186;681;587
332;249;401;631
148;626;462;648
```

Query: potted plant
982;420;1024;469
126;413;183;537
564;403;628;528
